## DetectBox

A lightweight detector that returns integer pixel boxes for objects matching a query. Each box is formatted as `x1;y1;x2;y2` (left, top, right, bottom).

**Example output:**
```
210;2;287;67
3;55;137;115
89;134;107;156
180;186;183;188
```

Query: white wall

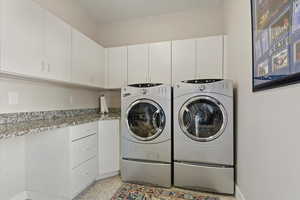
97;6;224;47
102;90;121;109
0;137;26;200
0;78;101;114
224;0;300;200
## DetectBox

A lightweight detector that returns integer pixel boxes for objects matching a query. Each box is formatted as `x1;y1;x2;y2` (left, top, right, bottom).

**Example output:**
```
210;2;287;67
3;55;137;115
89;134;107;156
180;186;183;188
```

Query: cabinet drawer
71;157;97;198
70;122;98;141
71;134;97;168
174;162;234;194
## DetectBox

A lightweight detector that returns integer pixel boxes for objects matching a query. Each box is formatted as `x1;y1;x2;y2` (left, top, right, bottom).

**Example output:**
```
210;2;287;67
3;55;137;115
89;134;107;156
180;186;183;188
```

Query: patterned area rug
111;183;220;200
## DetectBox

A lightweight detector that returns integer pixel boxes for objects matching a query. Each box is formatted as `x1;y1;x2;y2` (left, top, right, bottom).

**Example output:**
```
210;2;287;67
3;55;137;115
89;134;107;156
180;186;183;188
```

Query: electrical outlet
8;92;19;105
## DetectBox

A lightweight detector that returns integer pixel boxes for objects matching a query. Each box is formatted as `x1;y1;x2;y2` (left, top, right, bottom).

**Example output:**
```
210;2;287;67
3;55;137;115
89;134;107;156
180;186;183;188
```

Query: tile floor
75;176;236;200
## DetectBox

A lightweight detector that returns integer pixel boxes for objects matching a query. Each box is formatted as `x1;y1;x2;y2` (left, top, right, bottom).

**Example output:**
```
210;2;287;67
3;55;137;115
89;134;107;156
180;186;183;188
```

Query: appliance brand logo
123;93;131;97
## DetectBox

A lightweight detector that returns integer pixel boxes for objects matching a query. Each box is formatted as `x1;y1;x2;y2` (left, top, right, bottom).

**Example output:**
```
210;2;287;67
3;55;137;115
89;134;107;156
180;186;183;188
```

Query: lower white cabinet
26;122;98;200
98;120;120;180
25;120;121;199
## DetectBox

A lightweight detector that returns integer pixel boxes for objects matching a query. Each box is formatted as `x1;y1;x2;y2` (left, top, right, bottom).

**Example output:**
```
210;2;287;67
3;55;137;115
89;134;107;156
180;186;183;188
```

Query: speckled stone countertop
0;109;120;140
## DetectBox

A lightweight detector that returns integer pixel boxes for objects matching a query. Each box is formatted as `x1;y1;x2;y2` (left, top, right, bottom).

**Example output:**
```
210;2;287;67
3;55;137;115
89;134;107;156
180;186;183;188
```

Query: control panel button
199;85;206;91
141;89;148;95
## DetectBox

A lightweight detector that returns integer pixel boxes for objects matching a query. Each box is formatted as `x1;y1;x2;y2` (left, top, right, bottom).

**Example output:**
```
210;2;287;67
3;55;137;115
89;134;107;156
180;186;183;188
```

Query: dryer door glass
127;99;166;141
179;96;227;142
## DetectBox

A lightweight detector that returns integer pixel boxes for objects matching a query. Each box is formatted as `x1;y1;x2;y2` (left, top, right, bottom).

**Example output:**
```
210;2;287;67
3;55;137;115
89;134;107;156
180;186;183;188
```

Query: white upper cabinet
0;0;224;89
94;45;106;88
0;0;73;82
88;40;105;87
149;41;171;85
172;39;197;84
71;29;93;85
127;44;149;85
0;0;104;88
71;29;105;87
223;35;229;78
196;35;223;79
127;42;171;85
106;47;127;89
0;0;45;77
45;11;72;81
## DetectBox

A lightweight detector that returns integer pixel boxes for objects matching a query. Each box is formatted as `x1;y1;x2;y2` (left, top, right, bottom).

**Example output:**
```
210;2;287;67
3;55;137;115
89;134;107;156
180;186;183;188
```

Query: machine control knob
199;85;206;91
141;89;148;95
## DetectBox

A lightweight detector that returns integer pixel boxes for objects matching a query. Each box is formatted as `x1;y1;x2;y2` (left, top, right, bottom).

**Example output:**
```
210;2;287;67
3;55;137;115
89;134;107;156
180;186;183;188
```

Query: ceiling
76;0;223;24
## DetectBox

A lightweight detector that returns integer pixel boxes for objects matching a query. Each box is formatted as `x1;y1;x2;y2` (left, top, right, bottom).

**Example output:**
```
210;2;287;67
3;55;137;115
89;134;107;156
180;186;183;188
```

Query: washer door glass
127;99;166;141
179;96;227;142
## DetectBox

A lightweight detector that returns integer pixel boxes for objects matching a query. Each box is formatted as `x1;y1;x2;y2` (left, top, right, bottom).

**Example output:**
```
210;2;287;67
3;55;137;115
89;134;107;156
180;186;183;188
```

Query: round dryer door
126;99;166;141
179;96;227;142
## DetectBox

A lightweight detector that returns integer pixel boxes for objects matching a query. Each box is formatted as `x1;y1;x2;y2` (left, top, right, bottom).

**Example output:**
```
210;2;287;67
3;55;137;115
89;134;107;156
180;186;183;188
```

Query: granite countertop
0;112;120;140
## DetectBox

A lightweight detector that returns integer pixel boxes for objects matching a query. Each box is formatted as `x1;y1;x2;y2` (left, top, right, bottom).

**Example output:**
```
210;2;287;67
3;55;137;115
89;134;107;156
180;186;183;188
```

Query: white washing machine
173;79;234;194
121;83;172;188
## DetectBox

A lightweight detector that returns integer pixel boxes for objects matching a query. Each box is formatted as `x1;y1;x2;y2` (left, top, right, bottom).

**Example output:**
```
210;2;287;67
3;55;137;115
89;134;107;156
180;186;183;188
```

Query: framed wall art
251;0;300;91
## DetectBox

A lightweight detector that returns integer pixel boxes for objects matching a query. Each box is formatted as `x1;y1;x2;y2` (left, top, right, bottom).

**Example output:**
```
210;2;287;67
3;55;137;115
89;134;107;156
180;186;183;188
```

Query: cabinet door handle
47;64;51;73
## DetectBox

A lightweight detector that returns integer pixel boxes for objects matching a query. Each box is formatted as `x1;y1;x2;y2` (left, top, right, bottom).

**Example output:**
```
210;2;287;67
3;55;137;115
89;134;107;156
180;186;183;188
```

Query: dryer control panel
122;84;171;99
174;79;233;97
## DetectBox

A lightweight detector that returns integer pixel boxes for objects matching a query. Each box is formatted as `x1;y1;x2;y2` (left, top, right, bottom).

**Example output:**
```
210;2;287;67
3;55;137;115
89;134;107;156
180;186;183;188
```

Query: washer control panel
175;79;233;97
198;85;206;91
122;84;171;98
140;89;148;95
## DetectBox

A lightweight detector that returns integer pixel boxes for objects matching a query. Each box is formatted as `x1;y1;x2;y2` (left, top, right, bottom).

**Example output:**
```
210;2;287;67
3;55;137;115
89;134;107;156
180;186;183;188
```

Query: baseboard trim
97;171;120;181
10;192;28;200
27;191;68;200
235;185;246;200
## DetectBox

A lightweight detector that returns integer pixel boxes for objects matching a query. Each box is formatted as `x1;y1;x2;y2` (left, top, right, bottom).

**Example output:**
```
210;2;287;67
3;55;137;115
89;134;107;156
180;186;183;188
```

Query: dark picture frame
251;0;300;92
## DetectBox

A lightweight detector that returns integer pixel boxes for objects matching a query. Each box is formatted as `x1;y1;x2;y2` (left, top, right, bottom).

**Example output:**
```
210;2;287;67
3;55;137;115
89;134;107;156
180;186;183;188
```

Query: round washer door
126;99;166;141
179;96;227;142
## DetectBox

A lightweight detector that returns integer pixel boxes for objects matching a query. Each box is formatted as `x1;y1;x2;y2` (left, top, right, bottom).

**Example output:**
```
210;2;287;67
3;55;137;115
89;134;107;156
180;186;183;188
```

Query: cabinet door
71;29;105;87
149;41;171;85
98;120;120;178
127;44;149;85
93;44;106;88
71;29;93;85
197;35;223;79
26;128;71;199
45;11;71;82
223;35;229;78
1;0;45;77
89;41;105;87
106;47;128;89
172;39;197;84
